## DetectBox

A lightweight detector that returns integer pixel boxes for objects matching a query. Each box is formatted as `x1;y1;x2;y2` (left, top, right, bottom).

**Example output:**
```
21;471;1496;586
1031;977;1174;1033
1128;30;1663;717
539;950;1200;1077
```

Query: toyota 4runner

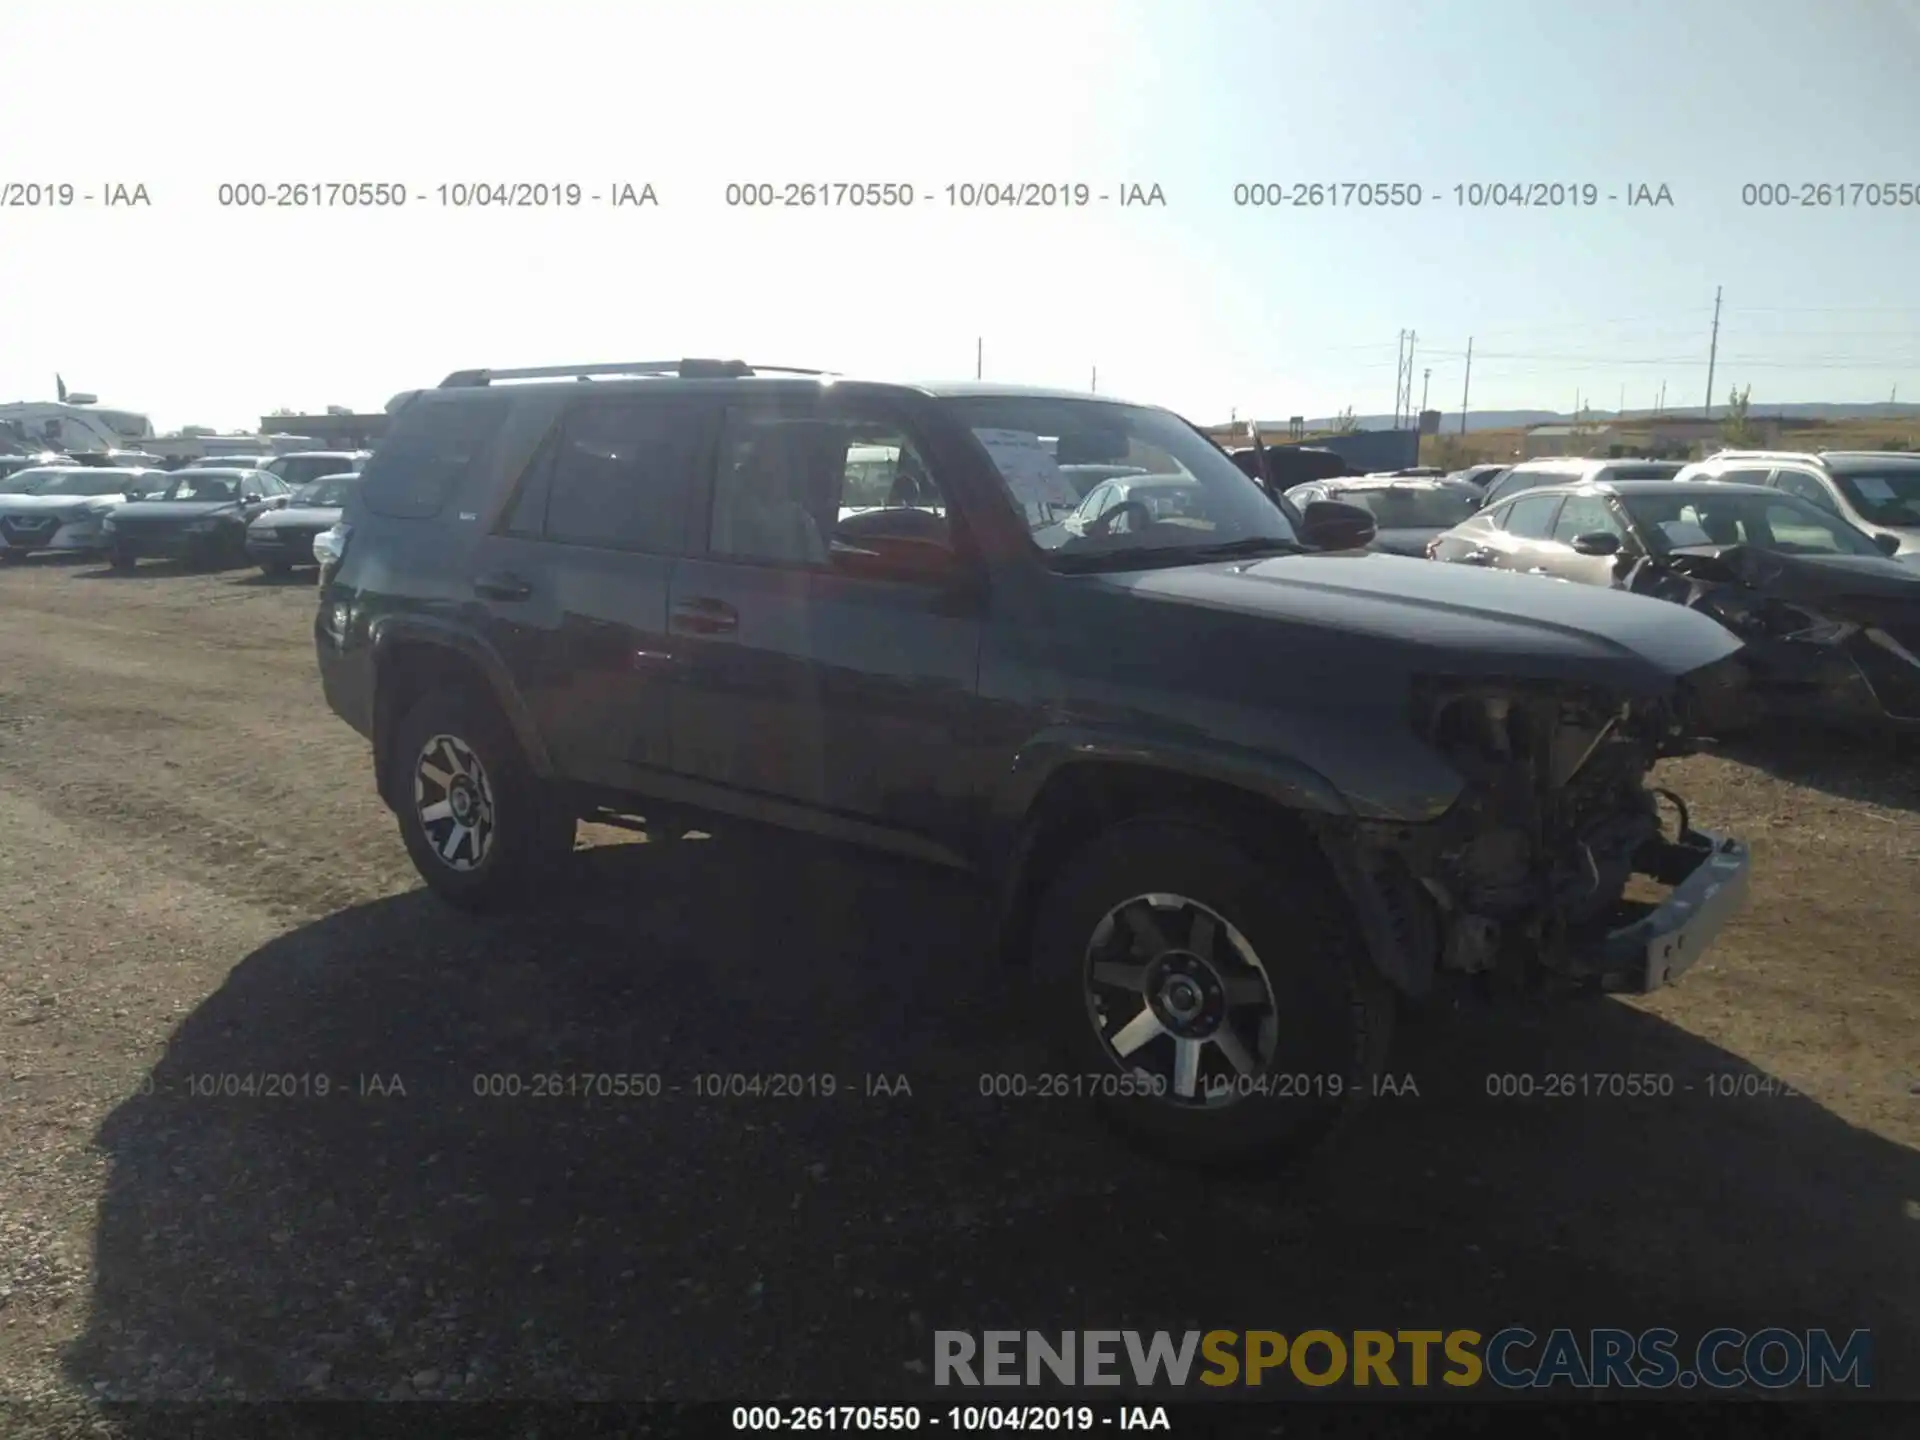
315;359;1754;1169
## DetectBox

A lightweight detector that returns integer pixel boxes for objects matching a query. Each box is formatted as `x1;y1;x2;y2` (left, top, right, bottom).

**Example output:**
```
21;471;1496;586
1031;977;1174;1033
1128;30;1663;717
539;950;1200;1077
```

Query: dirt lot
0;552;1916;1421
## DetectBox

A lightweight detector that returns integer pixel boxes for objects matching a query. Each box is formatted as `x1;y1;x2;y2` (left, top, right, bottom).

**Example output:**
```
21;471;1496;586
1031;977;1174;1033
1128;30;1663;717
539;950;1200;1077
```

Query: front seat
720;439;829;565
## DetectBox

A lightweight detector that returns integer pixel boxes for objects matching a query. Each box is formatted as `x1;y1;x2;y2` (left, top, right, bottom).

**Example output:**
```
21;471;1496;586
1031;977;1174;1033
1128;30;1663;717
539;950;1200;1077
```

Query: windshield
1329;485;1477;529
1;467;73;494
947;397;1297;566
1834;468;1920;526
290;476;359;508
156;474;241;503
33;471;145;496
268;455;354;487
1621;491;1883;557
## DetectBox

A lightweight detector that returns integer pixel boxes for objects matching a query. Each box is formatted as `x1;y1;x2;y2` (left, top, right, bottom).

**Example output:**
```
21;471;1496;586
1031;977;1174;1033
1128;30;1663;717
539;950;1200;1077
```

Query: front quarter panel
979;567;1471;842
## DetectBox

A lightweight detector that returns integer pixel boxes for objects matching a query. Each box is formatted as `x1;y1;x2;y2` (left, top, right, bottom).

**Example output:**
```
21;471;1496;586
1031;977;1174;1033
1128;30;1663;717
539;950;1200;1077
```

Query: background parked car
1059;472;1209;537
1447;463;1512;491
1477;457;1683;509
1428;478;1920;732
0;452;72;486
1282;475;1480;556
0;467;168;560
0;464;74;502
246;471;364;576
1678;449;1920;564
103;466;291;570
264;450;371;489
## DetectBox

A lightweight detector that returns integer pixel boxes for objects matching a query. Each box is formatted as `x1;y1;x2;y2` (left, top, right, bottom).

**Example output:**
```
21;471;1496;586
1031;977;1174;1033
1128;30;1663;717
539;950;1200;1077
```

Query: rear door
666;390;987;860
472;393;718;788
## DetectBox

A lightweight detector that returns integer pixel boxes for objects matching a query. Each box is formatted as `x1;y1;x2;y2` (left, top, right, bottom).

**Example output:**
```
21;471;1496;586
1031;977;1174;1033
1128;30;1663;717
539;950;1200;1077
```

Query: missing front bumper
1574;828;1752;994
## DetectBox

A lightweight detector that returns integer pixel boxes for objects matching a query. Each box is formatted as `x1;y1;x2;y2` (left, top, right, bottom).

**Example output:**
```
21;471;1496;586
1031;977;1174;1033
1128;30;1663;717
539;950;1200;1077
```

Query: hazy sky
4;0;1920;432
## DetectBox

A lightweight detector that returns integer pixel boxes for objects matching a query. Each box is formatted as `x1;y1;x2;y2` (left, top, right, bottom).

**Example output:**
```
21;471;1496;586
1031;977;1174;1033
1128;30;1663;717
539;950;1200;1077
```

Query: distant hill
1260;402;1920;435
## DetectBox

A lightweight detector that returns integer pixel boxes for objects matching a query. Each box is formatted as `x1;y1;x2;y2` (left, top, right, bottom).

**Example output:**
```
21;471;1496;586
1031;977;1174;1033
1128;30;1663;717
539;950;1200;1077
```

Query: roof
1527;479;1779;498
1509;457;1683;473
1319;476;1455;492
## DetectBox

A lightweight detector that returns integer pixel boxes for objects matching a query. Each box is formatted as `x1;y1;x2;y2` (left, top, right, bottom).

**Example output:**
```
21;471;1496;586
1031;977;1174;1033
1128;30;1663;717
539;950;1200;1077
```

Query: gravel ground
0;552;1916;1426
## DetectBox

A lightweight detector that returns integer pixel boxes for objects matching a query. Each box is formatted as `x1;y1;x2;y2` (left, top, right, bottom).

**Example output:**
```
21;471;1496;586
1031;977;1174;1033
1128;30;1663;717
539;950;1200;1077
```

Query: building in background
257;411;390;449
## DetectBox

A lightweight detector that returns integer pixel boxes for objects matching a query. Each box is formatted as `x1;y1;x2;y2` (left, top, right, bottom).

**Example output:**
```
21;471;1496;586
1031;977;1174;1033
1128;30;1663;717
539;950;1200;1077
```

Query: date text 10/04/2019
730;1405;1169;1431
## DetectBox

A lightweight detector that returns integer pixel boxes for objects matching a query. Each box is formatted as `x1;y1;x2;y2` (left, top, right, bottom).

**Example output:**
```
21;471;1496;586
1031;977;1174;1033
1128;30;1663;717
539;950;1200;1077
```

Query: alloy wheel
1083;892;1280;1107
413;733;497;871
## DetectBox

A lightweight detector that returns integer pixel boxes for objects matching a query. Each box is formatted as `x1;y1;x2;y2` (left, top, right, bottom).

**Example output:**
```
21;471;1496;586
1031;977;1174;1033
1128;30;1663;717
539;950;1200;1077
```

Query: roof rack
438;359;834;387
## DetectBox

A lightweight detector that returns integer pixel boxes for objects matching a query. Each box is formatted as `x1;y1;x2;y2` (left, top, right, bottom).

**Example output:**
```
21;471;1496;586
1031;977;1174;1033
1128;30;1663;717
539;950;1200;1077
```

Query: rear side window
1484;468;1558;505
359;394;513;519
538;400;717;553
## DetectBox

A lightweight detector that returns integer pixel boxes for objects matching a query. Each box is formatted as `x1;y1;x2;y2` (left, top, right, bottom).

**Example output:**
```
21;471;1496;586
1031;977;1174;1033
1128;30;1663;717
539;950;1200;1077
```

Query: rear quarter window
358;393;513;519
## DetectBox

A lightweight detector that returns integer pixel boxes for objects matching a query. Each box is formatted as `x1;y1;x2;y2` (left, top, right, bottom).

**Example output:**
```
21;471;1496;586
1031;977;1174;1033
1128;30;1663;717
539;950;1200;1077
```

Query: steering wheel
1085;499;1154;537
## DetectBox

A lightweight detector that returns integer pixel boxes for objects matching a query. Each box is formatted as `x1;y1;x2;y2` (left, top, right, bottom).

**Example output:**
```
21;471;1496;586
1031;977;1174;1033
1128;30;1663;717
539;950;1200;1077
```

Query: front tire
390;687;576;912
1031;813;1393;1173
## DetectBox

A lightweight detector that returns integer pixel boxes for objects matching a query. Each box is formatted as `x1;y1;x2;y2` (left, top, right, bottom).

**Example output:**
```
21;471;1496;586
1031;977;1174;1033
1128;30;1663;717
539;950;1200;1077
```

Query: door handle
672;596;739;635
473;572;532;601
1463;547;1497;565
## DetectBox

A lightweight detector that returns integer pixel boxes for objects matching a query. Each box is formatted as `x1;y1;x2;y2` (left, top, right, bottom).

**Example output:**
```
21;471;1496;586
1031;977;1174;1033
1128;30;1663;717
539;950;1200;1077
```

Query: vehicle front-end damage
1315;664;1752;1001
1620;545;1920;730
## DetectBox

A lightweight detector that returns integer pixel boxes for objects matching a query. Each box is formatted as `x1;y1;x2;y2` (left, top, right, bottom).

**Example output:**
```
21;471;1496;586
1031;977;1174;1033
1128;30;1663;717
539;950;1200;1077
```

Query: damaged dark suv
314;360;1754;1169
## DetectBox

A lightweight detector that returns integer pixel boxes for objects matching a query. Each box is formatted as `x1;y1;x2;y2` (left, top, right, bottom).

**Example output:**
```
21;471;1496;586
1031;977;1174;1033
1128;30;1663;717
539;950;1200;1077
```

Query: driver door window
1762;502;1848;553
1551;495;1625;545
1501;494;1564;540
1772;470;1838;514
708;410;956;575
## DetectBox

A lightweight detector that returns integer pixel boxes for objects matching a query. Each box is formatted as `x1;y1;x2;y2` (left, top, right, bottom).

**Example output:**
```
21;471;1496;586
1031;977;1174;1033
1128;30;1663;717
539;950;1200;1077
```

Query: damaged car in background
1428;478;1920;733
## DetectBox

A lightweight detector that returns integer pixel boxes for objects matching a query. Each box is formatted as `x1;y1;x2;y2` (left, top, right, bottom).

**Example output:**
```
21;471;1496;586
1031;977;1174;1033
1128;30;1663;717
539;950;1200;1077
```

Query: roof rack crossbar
438;359;838;388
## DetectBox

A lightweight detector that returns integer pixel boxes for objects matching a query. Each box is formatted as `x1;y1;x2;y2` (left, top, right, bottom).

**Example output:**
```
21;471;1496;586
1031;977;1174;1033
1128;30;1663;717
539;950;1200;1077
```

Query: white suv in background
1676;450;1920;563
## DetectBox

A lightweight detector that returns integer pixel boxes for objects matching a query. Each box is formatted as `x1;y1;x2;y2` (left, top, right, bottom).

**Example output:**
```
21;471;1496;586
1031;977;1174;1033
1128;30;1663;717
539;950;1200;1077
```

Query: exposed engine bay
1318;675;1746;998
1618;544;1920;727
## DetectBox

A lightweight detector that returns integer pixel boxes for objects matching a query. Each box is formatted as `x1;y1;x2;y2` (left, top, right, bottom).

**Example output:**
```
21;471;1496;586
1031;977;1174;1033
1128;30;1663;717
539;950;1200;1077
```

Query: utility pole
1618;384;1625;417
1404;332;1417;430
975;337;982;380
1420;367;1431;414
1397;332;1413;428
1090;366;1097;393
1658;380;1666;414
1460;337;1473;435
1703;285;1722;416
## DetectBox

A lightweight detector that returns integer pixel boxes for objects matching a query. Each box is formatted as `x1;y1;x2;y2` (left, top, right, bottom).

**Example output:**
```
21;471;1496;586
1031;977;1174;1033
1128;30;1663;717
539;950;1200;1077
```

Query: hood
0;493;120;515
113;499;244;521
1665;543;1920;605
1367;527;1442;557
1106;550;1743;695
251;505;341;529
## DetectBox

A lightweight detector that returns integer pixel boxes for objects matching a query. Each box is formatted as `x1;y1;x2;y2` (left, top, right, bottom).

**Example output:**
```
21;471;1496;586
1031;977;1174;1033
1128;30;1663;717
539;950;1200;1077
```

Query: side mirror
1298;499;1377;551
1571;531;1623;556
1872;531;1901;558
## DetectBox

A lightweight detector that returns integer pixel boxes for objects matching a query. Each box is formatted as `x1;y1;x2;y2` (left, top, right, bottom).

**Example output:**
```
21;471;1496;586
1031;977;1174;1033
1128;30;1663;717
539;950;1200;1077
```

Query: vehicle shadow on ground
227;567;319;588
64;828;1920;1412
74;557;249;581
1715;722;1920;815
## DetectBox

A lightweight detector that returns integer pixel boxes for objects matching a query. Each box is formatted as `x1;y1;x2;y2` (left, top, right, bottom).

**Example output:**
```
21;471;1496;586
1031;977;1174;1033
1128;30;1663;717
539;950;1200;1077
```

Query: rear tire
259;558;291;576
108;549;135;571
390;687;577;912
1031;812;1393;1173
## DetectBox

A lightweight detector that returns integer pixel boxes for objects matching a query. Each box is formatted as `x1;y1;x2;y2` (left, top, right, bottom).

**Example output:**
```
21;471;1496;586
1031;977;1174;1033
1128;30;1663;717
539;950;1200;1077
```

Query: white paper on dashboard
973;428;1080;522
